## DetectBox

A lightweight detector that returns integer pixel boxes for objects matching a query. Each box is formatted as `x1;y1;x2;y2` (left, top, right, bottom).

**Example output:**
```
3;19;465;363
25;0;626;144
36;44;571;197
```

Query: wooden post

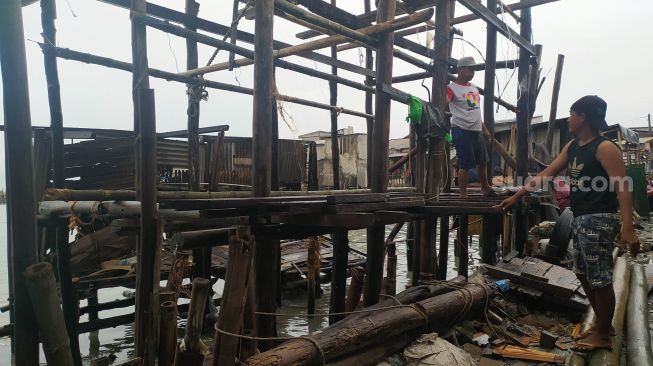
514;8;531;253
308;142;319;190
135;88;159;366
457;215;469;277
545;54;565;154
55;219;81;365
130;0;150;196
345;267;364;312
484;0;497;181
364;0;374;187
213;227;254;366
252;1;277;348
384;241;397;296
40;0;65;188
307;237;320;315
327;0;341;190
0;0;39;363
481;214;497;265
271;77;280;191
329;230;348;324
436;216;450;280
158;300;177;366
364;0;396;307
185;0;201;192
24;262;74;365
175;278;210;366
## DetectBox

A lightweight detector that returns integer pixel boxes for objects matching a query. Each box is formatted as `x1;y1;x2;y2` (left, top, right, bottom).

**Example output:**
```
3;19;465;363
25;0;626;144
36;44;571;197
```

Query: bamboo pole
181;9;433;76
329;0;341;190
345;268;364;312
626;263;653;365
436;216;450;280
175;277;211;366
384;241;397;296
55;220;81;364
545;54;565;154
365;0;396;307
484;0;498;183
158;300;177;366
185;0;201;192
134;88;159;366
24;262;74;365
213;227;254;366
0;0;39;363
364;0;374;187
307;237;320;315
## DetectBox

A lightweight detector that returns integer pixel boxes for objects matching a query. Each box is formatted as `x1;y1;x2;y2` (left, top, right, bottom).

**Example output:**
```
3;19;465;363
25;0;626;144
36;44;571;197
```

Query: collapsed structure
0;0;586;365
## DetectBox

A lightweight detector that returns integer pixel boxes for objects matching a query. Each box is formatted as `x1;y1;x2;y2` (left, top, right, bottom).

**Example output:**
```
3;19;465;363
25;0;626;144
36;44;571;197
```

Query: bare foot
574;325;616;340
571;332;612;352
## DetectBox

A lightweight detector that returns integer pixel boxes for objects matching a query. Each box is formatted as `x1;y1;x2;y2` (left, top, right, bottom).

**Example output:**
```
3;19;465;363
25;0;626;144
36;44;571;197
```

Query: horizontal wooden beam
98;0;374;77
45;45;372;119
280;213;375;229
457;0;536;55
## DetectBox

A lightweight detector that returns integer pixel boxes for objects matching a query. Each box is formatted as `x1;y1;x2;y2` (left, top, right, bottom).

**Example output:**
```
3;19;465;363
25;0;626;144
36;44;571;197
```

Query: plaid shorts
570;213;620;288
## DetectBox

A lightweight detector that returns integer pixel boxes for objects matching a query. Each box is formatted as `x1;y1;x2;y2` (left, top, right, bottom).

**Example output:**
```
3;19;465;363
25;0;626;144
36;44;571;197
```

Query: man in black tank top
496;96;638;352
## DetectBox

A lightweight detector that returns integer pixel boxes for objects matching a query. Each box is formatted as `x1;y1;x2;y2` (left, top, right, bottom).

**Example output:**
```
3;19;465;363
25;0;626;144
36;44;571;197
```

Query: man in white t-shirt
447;56;494;198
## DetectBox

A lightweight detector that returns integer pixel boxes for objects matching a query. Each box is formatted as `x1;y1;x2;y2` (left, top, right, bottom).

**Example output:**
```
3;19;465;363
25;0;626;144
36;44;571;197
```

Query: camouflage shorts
570;213;620;289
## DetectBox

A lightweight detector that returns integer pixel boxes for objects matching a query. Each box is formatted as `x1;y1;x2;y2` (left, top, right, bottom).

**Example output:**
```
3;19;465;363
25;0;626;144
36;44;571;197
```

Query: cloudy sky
1;0;652;189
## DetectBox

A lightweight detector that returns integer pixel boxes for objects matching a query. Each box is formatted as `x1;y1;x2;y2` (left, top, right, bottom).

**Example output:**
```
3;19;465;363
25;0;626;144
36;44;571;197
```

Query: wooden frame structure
1;0;561;364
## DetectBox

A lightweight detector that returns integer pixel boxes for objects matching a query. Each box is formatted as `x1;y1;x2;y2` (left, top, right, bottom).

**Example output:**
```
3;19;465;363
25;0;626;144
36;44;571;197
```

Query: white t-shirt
447;82;482;131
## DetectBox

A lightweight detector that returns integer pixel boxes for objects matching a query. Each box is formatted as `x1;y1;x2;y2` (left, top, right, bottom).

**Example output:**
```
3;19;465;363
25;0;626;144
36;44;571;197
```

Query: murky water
0;205;481;364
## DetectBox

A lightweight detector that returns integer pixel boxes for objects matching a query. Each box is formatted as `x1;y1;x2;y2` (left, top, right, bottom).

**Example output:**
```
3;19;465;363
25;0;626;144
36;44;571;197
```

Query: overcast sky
1;0;652;189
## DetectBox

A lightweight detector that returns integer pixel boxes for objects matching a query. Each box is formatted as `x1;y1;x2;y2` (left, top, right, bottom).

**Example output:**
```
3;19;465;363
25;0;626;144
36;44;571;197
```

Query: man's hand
494;195;519;211
620;226;639;256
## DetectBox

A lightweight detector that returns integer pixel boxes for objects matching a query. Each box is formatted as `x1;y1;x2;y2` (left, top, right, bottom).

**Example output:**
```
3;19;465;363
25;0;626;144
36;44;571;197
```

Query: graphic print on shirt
569;157;585;189
464;91;480;110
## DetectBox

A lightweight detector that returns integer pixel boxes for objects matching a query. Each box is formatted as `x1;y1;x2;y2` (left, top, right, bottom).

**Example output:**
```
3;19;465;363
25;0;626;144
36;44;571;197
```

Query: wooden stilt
364;0;374;187
384;241;397;296
458;215;469;277
365;0;396;307
185;0;201;192
213;227;254;366
481;215;498;265
55;221;82;365
134;88;159;366
24;262;74;365
158;300;177;366
484;0;497;182
175;277;210;366
411;219;421;286
437;216;450;280
345;267;364;312
239;260;258;361
307;237;320;315
329;230;348;324
0;0;40;362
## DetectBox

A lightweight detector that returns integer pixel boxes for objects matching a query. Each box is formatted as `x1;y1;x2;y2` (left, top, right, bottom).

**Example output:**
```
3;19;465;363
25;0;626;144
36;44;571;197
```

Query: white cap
457;56;476;68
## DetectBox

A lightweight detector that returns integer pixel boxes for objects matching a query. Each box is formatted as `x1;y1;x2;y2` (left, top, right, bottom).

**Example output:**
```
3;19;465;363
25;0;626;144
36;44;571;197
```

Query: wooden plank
160;196;327;210
420;206;503;215
329;197;424;213
482;264;575;297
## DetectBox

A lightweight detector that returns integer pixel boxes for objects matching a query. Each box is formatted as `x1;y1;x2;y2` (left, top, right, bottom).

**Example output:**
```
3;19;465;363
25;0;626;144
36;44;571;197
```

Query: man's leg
578;283;614;347
459;169;469;197
476;163;492;193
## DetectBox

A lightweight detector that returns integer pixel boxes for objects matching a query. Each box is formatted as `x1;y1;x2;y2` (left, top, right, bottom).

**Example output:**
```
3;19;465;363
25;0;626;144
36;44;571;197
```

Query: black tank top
566;136;619;216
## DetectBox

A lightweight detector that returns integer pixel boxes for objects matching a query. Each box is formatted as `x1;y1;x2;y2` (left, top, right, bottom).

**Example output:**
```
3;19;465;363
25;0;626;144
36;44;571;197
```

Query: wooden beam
364;0;374;187
181;8;434;76
185;0;201;192
329;0;341;190
545;54;564;154
456;0;535;55
281;213;375;229
47;45;372;119
329;230;349;324
99;0;375;77
484;0;498;182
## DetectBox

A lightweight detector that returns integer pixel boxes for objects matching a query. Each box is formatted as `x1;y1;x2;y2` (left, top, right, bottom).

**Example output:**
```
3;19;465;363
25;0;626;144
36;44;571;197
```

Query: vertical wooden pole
545;54;565;154
40;0;65;188
365;0;396;307
252;0;277;350
175;278;210;366
186;0;201;192
271;93;280;191
515;8;531;253
329;230;348;325
345;268;364;312
364;0;374;187
308;142;319;190
484;0;497;182
158;300;177;366
481;215;497;265
135;88;159;366
457;215;469;277
56;220;81;365
329;0;341;190
307;237;318;315
437;215;450;280
24;262;74;365
131;0;150;197
0;0;39;363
